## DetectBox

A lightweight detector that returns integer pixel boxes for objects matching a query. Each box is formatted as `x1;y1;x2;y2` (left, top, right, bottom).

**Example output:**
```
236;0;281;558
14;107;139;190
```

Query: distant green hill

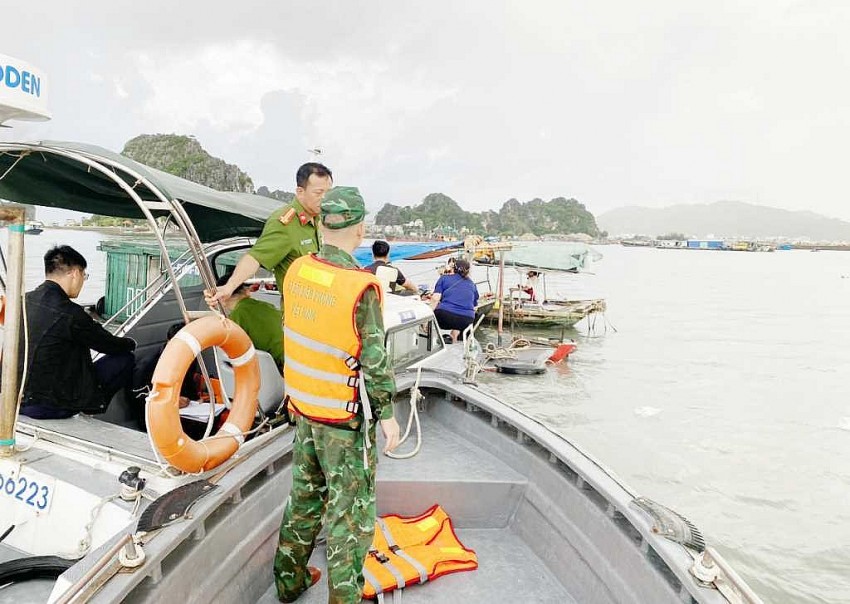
376;193;599;237
122;134;254;193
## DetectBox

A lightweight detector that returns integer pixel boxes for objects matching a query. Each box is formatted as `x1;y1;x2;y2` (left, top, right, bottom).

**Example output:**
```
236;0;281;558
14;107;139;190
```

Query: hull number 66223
0;460;55;514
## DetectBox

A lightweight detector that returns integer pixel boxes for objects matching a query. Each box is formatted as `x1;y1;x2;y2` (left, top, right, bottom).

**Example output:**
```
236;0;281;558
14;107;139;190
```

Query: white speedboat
0;142;761;603
23;222;43;235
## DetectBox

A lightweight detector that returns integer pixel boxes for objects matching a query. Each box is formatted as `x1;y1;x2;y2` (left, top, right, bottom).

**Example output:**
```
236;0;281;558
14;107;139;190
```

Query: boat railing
0;141;240;446
15;420;164;472
51;425;295;603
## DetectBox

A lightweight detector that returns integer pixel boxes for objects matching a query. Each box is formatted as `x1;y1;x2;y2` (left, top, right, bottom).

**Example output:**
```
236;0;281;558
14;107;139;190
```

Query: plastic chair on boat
214;347;284;415
374;264;399;292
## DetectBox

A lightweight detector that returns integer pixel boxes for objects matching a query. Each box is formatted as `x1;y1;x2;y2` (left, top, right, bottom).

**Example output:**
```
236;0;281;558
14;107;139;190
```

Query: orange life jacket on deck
362;505;478;600
283;254;383;424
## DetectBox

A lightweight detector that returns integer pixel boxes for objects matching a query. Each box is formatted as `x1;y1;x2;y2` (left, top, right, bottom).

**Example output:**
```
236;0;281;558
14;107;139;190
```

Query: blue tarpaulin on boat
352;241;459;266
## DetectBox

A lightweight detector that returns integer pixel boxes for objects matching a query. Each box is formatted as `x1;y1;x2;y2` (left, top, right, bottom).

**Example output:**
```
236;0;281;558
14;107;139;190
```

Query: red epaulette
279;207;296;225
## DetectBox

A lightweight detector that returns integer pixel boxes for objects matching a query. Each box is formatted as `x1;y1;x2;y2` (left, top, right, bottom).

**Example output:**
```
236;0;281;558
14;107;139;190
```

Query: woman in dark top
431;258;479;342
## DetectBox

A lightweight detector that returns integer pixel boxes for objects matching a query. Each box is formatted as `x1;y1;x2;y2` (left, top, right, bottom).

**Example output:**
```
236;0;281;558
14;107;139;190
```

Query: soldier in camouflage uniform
274;187;401;603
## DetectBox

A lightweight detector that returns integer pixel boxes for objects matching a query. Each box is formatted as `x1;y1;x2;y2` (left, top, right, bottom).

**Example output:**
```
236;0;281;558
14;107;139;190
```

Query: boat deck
255;528;575;603
1;392;719;604
252;413;576;603
16;415;159;465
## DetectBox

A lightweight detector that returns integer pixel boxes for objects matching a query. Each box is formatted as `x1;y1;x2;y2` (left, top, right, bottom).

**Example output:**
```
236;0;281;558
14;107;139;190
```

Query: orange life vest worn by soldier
284;254;383;426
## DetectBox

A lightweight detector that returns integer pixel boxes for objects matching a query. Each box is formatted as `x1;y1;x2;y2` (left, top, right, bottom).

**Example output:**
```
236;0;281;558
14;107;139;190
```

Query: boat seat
214;347;284;415
374;264;399;292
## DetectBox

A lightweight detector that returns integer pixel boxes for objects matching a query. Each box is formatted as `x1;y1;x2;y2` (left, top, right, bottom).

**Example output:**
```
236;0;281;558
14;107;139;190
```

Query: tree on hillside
416;193;472;230
480;210;501;233
256;186;295;204
373;194;600;237
545;197;599;237
122;134;254;193
375;203;413;226
498;198;525;235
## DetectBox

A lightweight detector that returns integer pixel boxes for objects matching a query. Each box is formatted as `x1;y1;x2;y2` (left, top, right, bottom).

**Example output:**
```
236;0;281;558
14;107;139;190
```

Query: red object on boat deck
548;343;577;364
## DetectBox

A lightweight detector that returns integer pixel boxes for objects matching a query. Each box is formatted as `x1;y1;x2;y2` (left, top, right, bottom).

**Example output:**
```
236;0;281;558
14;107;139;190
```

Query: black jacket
19;281;135;413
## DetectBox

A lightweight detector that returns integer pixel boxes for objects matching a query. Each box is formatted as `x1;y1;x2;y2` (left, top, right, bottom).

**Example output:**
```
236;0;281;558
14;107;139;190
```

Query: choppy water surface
406;245;850;604
6;231;850;603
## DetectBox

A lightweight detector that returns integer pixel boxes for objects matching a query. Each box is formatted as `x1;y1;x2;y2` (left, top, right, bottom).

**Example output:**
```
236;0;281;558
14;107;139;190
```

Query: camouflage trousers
274;415;377;603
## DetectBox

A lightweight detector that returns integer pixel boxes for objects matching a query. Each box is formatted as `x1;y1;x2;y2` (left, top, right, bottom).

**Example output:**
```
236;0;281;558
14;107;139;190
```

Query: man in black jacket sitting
19;245;136;420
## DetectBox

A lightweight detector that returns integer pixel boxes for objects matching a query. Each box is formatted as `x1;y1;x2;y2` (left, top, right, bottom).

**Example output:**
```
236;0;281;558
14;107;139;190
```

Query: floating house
686;239;724;250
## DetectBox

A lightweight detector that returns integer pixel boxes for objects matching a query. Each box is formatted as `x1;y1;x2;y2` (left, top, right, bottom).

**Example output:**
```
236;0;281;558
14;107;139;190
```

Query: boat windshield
211;248;276;288
385;318;444;370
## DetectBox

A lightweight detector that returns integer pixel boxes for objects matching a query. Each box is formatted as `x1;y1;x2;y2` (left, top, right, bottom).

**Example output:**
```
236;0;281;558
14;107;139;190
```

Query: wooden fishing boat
468;241;608;330
487;295;607;328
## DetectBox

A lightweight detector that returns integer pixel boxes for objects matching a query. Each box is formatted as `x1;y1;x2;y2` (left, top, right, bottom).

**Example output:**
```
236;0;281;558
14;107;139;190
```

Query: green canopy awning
0;141;280;242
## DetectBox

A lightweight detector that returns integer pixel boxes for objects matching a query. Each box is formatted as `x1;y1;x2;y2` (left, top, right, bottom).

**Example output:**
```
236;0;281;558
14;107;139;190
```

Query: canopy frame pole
497;249;505;346
68;149;220;313
67;151;227;436
0;145;198;440
155;202;229;436
0;144;194;324
0;206;26;457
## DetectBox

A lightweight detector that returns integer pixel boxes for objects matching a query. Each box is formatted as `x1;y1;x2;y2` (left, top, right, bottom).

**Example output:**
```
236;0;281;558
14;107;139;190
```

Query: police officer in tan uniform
205;163;332;306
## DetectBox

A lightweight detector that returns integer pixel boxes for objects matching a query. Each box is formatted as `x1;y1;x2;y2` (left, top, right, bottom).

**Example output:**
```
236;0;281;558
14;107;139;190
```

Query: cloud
133;41;284;133
113;79;129;99
131;39;456;183
718;90;762;113
5;0;850;219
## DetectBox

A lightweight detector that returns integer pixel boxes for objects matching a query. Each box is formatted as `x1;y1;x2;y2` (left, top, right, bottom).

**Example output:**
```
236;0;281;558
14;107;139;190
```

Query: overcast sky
3;0;850;221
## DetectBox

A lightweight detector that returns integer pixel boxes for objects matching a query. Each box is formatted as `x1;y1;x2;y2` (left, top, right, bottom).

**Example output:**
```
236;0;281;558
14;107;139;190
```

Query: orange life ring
147;316;260;473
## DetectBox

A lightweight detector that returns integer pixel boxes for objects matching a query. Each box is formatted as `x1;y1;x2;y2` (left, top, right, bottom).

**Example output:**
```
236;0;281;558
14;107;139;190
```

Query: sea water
404;245;849;604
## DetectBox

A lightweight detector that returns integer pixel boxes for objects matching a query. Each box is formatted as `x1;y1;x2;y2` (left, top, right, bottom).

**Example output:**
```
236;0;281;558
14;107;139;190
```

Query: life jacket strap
286;356;355;386
284;326;359;370
368;547;405;590
285;384;352;410
359;369;374;466
376;517;429;585
363;565;384;598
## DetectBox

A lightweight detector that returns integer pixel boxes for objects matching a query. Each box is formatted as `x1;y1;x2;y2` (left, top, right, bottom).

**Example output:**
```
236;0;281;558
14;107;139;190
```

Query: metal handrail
0;143;252;450
55;146;227;435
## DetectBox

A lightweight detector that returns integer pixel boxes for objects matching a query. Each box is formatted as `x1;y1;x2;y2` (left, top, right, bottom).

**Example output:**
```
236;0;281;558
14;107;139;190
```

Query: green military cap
321;186;367;229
